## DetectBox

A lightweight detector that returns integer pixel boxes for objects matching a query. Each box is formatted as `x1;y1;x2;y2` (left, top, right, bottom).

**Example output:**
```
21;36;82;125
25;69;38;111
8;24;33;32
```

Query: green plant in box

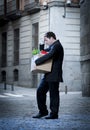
32;49;40;55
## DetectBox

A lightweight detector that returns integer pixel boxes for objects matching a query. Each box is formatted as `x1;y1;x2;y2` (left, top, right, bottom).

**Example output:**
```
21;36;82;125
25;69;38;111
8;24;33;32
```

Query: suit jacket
35;40;64;82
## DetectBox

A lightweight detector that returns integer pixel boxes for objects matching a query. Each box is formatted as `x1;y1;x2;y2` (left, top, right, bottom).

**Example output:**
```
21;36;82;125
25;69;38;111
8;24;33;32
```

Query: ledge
80;54;90;62
48;1;80;8
48;1;64;7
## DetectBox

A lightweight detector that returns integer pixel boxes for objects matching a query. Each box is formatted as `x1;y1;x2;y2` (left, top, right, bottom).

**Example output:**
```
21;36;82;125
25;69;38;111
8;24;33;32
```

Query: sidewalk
0;84;90;130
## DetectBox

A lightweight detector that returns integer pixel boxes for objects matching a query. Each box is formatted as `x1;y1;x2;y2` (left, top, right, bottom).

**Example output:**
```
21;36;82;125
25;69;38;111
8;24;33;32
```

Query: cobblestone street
0;84;90;130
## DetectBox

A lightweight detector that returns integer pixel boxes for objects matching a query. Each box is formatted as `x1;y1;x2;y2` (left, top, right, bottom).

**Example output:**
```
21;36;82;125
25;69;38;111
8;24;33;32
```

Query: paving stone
0;85;90;130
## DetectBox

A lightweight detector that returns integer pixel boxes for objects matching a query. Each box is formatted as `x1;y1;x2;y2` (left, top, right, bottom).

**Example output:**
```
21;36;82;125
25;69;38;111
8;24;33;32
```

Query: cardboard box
31;54;52;73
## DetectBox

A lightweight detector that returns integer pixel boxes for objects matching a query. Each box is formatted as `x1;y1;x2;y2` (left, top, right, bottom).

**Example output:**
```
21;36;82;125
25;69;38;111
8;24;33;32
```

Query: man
33;32;64;119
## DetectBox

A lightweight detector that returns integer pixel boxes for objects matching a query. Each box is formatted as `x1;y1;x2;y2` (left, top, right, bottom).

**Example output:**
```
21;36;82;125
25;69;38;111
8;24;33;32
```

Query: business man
33;32;64;119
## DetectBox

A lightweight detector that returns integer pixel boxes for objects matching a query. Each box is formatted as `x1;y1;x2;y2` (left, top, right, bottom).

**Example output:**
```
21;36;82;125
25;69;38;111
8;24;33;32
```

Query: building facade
0;0;81;91
80;0;90;96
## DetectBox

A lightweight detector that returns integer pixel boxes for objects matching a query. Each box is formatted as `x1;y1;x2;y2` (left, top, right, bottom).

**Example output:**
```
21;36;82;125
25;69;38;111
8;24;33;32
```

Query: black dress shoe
32;112;48;118
45;114;58;119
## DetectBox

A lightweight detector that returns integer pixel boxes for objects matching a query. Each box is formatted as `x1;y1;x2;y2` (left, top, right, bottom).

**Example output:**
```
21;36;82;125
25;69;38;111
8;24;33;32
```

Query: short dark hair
44;32;56;40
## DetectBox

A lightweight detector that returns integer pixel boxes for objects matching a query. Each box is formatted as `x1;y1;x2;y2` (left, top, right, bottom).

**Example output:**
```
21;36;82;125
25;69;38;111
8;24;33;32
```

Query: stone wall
80;0;90;96
49;6;81;91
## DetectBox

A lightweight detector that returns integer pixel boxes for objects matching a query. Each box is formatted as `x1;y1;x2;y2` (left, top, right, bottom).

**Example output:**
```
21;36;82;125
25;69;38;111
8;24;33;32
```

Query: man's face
44;36;52;46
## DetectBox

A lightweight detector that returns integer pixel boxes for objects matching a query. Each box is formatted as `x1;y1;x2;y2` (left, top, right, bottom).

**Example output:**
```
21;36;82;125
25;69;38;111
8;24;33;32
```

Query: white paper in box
31;54;52;73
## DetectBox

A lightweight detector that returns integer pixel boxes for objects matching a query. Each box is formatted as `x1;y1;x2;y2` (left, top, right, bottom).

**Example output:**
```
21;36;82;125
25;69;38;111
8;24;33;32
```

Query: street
0;84;90;130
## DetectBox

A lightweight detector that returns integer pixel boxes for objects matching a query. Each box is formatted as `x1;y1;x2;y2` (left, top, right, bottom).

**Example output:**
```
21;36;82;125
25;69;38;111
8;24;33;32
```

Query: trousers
37;79;60;115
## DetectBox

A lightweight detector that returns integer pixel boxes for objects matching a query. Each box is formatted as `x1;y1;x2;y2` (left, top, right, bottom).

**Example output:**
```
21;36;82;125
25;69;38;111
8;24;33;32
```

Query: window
0;0;4;15
32;22;39;88
14;28;19;66
0;0;3;5
7;0;24;12
19;0;25;10
1;71;6;82
1;32;7;67
7;0;14;13
13;69;18;81
32;23;39;49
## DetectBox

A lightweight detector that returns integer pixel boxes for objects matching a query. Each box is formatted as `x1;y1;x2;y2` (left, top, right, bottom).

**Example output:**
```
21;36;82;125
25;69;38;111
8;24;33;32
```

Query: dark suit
35;40;64;116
